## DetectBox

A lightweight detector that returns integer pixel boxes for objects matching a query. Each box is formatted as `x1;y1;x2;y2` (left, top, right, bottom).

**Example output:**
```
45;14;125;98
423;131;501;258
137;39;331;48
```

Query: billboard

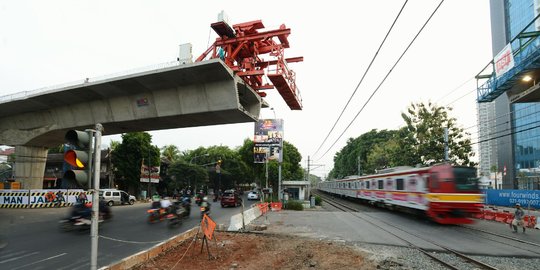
254;119;284;163
483;189;540;208
140;163;160;183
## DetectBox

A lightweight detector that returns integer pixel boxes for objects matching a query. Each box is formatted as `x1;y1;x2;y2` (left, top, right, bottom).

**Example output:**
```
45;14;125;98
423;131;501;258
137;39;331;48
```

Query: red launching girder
196;19;303;110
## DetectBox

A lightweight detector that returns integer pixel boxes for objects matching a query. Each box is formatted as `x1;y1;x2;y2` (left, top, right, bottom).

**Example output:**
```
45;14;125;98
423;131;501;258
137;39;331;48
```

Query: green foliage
330;102;476;179
111;132;160;193
284;200;303;211
47;144;65;154
167;160;208;191
330;129;397;178
401;102;475;167
161;145;180;162
314;195;322;206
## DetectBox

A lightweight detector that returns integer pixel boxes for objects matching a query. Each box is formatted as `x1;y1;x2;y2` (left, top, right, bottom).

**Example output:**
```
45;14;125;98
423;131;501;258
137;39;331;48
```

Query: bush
284;200;303;211
315;195;322;206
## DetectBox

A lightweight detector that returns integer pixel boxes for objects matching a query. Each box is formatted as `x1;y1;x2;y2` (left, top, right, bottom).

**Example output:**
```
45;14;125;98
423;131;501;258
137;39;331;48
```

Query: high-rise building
477;102;498;179
476;0;540;190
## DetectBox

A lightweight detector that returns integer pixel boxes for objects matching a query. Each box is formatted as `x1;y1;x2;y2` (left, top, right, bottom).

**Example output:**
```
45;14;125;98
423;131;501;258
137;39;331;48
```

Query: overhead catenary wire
316;0;445;161
311;0;409;158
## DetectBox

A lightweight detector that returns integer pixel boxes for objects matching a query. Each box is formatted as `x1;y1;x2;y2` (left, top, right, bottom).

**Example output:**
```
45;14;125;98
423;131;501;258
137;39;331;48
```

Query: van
99;189;136;206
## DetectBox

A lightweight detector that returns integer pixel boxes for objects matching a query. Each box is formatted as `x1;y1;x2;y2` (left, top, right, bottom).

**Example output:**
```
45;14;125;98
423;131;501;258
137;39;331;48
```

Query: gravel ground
351;242;540;270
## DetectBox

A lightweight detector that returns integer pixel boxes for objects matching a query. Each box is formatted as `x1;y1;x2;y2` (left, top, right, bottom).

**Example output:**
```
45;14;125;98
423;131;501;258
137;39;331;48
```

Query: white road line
0;250;27;260
11;253;67;270
0;251;39;264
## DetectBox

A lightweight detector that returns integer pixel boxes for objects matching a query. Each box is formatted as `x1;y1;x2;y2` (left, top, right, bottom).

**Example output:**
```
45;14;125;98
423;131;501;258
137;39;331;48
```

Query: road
0;195;259;269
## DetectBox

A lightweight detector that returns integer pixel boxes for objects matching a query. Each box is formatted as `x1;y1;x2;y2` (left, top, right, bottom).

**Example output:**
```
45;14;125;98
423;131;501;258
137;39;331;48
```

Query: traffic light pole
90;124;103;270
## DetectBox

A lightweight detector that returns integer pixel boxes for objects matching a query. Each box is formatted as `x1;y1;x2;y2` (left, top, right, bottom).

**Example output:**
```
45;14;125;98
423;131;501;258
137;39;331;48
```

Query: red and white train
318;163;484;224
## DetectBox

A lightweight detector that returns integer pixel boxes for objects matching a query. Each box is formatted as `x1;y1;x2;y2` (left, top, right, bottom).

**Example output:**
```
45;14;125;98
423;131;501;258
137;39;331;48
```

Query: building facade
478;0;540;190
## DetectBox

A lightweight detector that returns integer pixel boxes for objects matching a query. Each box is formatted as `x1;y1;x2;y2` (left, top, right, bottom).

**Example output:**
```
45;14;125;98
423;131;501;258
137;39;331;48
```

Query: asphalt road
0;195;259;269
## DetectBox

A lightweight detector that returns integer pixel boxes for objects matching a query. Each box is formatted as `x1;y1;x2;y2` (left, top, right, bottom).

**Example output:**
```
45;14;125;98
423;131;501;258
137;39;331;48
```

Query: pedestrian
512;203;525;233
78;191;87;204
56;190;65;207
283;191;289;208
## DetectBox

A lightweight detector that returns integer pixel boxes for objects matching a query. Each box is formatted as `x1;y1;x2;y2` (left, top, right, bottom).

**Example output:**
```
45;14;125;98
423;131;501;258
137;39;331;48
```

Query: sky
0;0;493;178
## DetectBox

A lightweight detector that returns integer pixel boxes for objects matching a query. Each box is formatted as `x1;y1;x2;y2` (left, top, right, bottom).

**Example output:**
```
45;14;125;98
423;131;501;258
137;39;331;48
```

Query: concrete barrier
227;206;262;231
99;226;198;270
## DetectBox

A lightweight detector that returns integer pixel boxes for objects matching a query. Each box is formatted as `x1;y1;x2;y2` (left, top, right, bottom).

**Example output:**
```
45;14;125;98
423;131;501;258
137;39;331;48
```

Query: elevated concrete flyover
0;59;264;189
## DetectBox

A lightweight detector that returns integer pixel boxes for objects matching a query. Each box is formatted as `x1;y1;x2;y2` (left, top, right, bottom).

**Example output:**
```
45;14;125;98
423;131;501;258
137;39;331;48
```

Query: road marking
0;250;27;260
0;251;39;263
11;253;67;270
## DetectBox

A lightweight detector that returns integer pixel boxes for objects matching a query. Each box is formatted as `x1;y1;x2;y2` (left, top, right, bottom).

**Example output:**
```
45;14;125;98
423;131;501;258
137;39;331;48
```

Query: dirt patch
133;232;376;270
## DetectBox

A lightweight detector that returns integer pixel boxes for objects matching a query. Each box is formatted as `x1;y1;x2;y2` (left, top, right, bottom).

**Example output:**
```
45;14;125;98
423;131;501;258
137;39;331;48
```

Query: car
99;189;136;206
247;191;260;200
221;190;242;207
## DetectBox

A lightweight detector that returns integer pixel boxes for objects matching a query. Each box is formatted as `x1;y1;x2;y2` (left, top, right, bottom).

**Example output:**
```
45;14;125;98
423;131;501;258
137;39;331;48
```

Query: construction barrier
257;203;269;215
270;202;282;211
0;189;93;208
472;208;538;229
483;210;496;221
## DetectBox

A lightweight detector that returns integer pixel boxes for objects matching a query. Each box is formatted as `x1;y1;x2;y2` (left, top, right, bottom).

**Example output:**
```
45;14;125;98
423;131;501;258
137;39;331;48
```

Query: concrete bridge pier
14;146;48;189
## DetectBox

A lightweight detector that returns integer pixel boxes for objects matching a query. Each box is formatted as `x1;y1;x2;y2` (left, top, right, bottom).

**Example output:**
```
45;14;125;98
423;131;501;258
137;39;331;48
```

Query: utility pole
90;123;103;270
444;127;449;162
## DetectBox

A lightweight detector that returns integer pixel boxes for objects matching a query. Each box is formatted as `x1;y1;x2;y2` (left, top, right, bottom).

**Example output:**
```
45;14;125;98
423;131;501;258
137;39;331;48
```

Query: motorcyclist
181;195;191;217
200;196;211;218
151;192;161;209
160;196;173;214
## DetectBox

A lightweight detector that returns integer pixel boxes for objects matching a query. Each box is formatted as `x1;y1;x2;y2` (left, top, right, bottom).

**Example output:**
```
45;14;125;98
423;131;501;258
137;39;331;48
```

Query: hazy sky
0;1;492;178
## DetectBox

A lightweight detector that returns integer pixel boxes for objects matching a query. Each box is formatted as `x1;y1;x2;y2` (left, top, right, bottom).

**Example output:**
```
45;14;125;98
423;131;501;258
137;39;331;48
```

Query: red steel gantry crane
196;19;303;110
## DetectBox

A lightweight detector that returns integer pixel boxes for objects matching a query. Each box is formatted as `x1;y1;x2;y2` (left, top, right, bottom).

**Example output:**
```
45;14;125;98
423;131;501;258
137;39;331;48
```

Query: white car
247;191;260;200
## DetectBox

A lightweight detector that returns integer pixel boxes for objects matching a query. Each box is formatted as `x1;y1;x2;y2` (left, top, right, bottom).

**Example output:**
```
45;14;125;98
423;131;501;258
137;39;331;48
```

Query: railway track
315;191;501;270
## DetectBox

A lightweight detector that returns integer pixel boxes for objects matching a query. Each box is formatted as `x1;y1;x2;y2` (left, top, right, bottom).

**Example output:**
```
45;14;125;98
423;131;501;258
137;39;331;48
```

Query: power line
312;0;409;158
317;0;445;161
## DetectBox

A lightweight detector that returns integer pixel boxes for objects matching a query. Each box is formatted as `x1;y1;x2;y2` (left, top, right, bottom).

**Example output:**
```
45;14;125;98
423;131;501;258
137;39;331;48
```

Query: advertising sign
494;43;514;78
483;189;540;208
253;119;284;163
140;163;160;183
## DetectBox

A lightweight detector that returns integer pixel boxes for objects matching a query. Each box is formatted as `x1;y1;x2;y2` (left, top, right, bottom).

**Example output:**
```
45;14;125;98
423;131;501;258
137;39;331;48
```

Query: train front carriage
425;164;484;224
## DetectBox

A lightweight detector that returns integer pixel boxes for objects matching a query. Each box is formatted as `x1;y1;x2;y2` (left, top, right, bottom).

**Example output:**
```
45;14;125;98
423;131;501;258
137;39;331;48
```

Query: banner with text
140;163;160;183
483;189;540;208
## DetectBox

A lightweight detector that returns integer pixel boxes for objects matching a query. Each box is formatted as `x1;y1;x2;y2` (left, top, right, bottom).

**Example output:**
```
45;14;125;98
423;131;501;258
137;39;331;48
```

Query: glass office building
483;0;540;189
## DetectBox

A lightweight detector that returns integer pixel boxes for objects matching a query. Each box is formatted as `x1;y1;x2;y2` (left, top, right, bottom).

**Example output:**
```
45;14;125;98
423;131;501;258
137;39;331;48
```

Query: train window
396;178;404;190
378;180;383;189
429;172;440;189
365;181;370;189
453;167;479;191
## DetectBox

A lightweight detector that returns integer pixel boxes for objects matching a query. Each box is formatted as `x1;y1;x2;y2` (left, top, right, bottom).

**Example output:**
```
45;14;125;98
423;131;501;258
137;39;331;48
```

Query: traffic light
63;130;93;188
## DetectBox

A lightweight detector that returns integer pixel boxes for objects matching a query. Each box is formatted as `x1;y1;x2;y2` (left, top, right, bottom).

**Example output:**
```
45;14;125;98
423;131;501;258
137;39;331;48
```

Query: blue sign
483;189;540;208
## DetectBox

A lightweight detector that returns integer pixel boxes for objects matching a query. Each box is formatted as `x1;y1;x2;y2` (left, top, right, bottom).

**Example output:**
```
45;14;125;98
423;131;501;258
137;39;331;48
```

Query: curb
99;227;198;270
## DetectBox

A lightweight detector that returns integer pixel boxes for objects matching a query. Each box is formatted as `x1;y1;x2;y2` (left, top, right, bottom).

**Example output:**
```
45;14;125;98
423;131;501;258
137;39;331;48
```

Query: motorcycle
147;207;168;223
167;201;191;228
59;202;111;232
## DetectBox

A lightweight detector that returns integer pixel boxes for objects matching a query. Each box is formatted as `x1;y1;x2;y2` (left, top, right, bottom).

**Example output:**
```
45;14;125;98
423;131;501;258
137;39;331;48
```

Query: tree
330;129;396;178
167;160;208;192
161;144;180;163
401;102;475;167
111;132;160;195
